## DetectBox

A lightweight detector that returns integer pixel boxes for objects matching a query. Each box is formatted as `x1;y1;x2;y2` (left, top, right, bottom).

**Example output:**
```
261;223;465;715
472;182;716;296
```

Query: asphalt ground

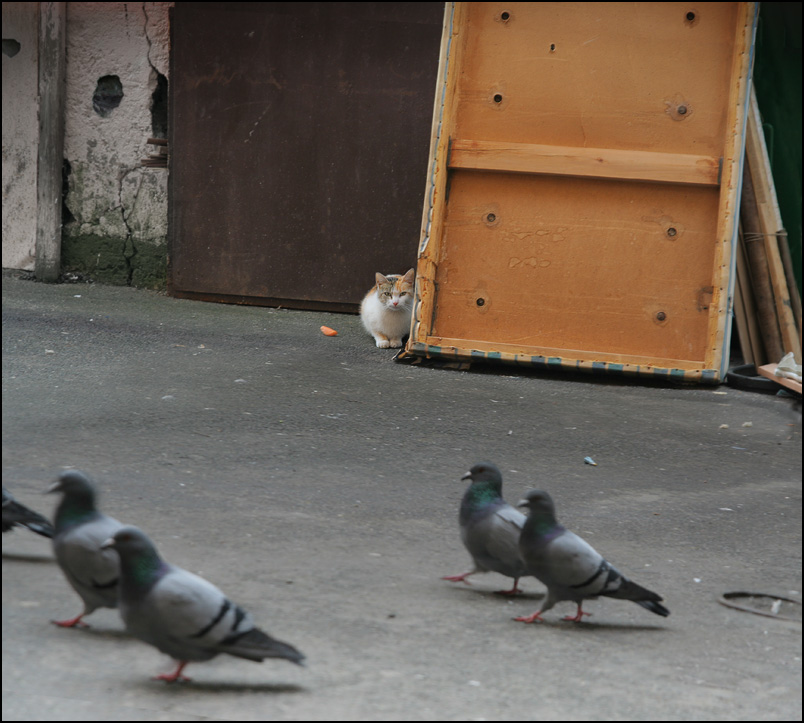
2;271;801;721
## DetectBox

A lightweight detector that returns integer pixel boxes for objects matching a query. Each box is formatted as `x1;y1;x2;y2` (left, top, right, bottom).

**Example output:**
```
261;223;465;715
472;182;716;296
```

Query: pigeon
514;489;669;623
442;462;528;595
3;486;54;538
103;526;305;682
48;470;124;628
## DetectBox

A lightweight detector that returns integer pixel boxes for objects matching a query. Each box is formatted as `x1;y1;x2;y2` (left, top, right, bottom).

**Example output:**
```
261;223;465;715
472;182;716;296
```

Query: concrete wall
1;2;172;288
2;3;40;271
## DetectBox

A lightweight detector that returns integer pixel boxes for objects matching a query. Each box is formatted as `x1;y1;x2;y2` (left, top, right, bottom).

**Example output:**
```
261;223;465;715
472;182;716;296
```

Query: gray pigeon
515;489;669;623
103;526;305;682
442;462;528;595
48;470;124;627
3;486;54;538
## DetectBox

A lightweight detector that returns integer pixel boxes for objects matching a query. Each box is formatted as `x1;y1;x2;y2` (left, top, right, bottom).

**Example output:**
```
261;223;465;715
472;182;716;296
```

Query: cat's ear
375;272;388;285
402;268;416;283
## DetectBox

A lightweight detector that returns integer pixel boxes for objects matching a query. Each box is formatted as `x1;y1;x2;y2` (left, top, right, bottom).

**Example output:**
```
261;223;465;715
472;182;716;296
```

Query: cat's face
375;269;415;311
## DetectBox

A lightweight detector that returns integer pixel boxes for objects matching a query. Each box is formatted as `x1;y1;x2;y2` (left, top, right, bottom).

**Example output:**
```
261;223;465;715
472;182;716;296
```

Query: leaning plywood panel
409;2;759;382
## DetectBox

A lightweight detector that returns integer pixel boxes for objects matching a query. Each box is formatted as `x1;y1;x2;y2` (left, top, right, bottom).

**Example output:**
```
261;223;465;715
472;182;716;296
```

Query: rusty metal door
169;2;444;311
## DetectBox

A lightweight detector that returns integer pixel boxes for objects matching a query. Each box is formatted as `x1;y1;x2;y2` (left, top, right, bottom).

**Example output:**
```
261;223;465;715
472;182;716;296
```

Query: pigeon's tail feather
636;599;670;617
20;519;55;538
611;578;670;616
220;627;306;665
607;576;660;601
2;503;55;537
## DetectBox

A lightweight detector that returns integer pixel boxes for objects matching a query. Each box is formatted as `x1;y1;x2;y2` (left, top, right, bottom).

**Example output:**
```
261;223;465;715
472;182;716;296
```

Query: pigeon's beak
517;499;530;509
100;537;115;550
44;481;61;495
460;471;472;481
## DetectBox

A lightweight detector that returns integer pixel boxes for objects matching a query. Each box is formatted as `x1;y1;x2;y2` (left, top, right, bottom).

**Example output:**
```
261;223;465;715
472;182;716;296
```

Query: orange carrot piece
320;326;338;336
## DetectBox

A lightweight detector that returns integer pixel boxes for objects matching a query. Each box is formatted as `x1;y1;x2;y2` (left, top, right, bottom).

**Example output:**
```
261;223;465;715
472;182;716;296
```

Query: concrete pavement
2;271;801;721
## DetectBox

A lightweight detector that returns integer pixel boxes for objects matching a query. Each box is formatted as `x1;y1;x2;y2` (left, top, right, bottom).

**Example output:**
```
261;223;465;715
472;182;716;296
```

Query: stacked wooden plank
734;88;802;367
141;137;168;169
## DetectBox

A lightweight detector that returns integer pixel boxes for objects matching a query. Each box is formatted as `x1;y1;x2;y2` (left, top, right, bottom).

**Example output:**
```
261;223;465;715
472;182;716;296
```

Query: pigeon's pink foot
493;581;523;596
51;614;89;628
441;573;473;585
153;661;191;683
562;605;592;623
514;611;545;624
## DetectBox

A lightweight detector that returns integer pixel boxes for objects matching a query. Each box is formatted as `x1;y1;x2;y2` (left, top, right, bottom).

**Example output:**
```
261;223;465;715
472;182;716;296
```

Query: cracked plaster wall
2;2;172;285
62;1;171;288
2;3;39;270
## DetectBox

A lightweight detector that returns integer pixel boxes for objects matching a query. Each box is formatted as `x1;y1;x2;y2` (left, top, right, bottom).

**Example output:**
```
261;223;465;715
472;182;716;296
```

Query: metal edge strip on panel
407;342;719;384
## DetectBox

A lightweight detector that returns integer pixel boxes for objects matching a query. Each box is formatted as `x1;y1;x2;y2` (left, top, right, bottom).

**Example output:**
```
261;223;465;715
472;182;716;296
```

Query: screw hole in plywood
482;204;501;227
488;85;508;109
664;94;693;121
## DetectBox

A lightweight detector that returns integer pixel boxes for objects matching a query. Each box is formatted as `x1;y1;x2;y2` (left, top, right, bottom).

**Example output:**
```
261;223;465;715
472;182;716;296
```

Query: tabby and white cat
360;268;415;348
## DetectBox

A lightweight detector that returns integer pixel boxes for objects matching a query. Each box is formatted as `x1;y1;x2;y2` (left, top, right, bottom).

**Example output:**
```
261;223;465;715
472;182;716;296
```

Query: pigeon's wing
2;487;54;538
534;530;669;616
54;515;123;610
151;568;245;643
467;504;526;578
530;529;607;591
142;567;304;664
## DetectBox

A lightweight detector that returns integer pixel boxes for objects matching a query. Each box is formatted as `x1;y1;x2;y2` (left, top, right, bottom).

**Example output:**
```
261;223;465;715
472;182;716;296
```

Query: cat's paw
388;339;403;348
375;338;391;348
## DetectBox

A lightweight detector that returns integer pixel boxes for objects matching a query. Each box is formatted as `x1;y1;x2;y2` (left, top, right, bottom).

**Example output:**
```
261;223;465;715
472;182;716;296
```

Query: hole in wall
150;70;168;139
93;75;124;117
2;39;21;58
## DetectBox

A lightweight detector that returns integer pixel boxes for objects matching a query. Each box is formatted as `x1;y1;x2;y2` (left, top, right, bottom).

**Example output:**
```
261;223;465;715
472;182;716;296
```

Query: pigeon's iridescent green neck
122;548;166;593
55;495;97;531
525;510;563;540
460;480;504;526
465;480;503;508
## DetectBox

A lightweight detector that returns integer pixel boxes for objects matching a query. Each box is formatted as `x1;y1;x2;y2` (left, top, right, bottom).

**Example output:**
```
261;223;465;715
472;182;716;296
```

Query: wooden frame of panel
409;2;759;382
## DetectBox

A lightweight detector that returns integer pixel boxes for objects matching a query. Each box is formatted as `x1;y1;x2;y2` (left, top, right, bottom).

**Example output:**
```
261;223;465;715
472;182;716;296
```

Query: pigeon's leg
562;603;592;623
494;577;523;596
51;613;89;628
153;661;191;683
441;570;475;585
514;610;545;624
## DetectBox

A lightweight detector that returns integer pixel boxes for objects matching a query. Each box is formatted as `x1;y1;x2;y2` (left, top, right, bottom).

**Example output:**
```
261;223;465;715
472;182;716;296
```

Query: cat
360;268;415;348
